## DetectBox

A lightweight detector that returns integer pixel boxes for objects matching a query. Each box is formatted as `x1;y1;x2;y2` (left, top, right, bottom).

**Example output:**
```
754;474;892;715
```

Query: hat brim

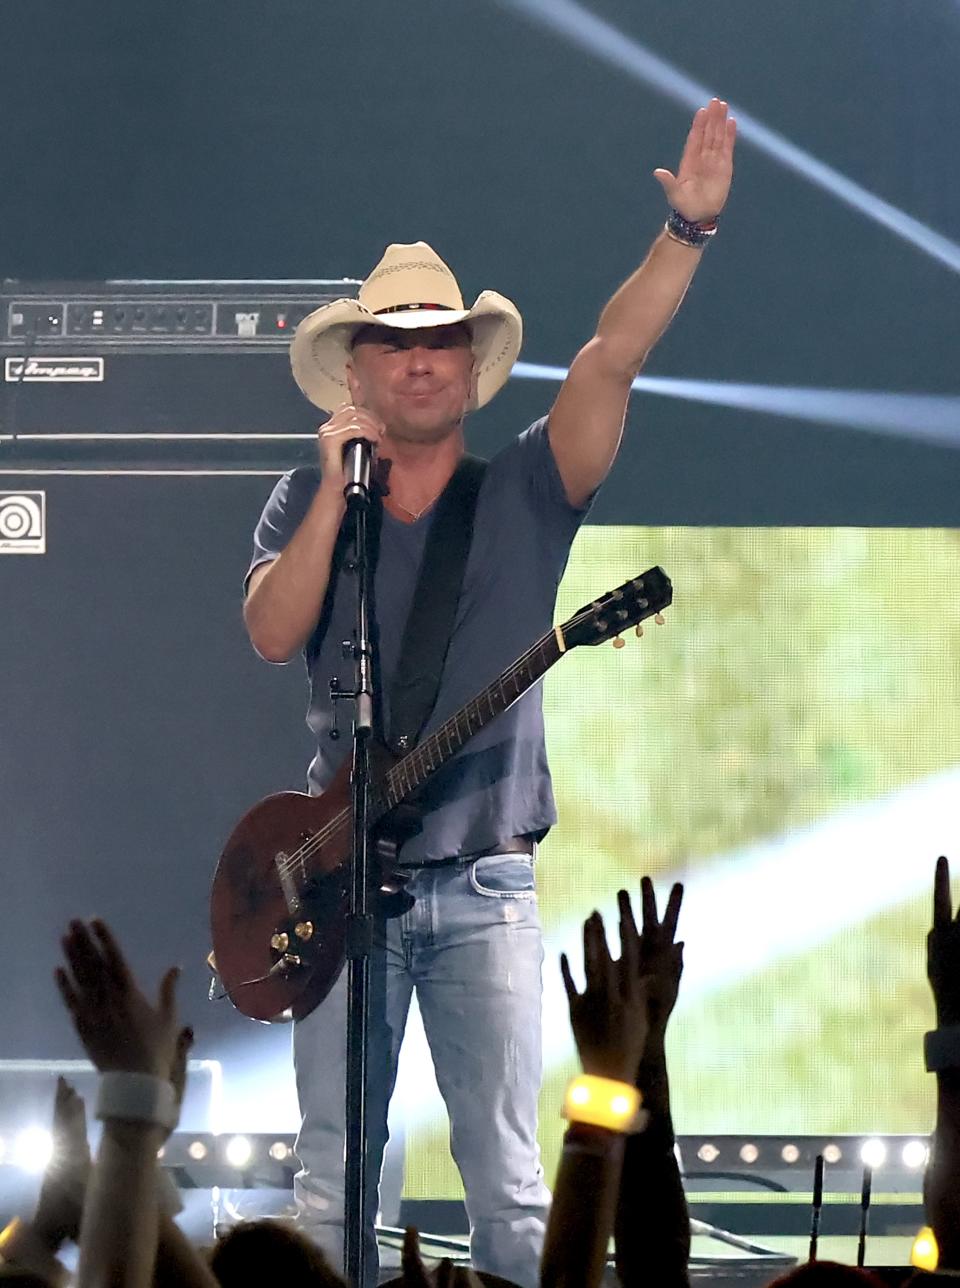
290;291;522;413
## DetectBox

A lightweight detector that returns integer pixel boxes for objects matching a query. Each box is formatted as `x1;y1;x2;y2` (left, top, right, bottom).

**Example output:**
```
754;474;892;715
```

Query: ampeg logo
4;357;104;382
0;492;46;553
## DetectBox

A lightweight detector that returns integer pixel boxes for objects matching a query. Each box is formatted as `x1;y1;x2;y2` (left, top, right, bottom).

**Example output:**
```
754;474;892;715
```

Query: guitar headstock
559;566;672;650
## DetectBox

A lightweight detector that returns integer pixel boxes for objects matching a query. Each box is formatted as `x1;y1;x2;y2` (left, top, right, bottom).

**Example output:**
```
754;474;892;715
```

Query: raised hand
654;98;736;224
561;911;650;1083
401;1228;483;1288
33;1077;91;1247
929;856;960;1026
55;919;182;1081
619;877;684;1045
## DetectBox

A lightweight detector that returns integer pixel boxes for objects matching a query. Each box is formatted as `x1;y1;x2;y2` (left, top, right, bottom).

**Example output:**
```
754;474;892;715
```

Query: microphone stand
341;439;376;1288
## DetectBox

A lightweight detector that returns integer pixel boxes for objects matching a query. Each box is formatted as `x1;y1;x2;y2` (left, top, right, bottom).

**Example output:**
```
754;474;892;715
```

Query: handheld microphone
342;438;372;505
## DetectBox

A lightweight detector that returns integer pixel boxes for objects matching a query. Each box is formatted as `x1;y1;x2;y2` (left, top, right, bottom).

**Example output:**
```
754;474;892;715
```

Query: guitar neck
382;628;564;808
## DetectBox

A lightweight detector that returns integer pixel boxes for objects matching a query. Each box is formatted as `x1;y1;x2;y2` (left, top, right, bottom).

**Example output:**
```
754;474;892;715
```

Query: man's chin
388;416;463;446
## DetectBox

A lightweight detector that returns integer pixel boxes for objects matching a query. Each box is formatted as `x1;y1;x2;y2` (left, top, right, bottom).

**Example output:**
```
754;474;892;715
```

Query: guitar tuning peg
612;635;626;649
635;624;644;638
654;612;665;626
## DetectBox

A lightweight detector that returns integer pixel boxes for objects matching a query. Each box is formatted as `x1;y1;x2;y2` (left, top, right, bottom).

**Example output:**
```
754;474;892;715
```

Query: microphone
342;438;372;505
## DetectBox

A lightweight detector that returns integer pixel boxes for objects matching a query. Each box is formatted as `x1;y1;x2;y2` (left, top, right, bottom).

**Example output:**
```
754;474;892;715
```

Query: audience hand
32;1077;91;1249
619;877;684;1048
561;910;649;1083
401;1227;484;1288
55;919;181;1080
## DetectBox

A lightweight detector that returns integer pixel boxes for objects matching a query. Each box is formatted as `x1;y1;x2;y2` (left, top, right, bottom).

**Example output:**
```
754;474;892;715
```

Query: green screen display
396;524;959;1198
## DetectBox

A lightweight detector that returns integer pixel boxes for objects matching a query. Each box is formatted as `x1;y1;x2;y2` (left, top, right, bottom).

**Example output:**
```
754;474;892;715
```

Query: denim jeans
291;851;551;1288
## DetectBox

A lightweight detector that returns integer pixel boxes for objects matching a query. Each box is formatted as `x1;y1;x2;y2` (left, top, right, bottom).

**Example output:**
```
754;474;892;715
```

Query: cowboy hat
290;241;522;412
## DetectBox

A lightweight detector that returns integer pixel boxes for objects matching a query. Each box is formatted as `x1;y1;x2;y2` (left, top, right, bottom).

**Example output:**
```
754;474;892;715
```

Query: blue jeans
292;852;550;1288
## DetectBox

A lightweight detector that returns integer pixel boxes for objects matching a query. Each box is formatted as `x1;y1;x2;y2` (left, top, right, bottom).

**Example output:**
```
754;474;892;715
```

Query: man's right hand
317;403;386;495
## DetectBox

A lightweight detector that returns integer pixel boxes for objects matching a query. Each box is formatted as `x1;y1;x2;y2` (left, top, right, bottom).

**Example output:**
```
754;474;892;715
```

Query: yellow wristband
911;1227;940;1272
562;1074;644;1133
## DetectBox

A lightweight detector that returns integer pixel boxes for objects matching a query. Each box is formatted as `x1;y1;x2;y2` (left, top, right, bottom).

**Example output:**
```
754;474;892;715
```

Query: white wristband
95;1071;179;1132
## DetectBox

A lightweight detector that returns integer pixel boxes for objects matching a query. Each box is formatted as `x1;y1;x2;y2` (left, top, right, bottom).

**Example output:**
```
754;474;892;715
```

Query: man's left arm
548;98;736;507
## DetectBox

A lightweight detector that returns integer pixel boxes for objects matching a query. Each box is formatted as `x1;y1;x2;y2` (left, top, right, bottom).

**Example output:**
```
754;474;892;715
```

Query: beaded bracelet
665;207;718;249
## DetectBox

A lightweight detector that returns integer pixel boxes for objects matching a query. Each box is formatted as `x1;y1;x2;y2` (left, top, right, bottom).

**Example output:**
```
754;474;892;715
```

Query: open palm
655;98;736;224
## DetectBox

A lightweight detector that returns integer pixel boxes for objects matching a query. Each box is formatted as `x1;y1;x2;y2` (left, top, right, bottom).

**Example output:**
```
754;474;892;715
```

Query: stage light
512;364;960;449
269;1141;292;1162
697;1143;719;1163
13;1127;53;1173
495;0;960;273
0;1135;6;1163
225;1136;253;1169
188;1140;208;1161
739;1143;759;1163
781;1144;800;1164
860;1139;887;1168
902;1140;929;1170
823;1144;842;1164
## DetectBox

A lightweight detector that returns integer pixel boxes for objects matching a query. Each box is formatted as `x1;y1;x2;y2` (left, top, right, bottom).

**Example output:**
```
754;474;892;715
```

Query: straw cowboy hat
290;241;523;413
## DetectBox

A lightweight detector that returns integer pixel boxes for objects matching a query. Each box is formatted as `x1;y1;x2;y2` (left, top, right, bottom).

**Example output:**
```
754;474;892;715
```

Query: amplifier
0;279;360;465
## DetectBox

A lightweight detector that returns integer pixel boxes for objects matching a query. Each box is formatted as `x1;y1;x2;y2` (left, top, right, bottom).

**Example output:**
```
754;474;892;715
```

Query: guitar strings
274;631;557;881
274;591;647;882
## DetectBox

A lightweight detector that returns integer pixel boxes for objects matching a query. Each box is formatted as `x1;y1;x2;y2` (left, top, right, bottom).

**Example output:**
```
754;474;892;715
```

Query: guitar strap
386;453;488;754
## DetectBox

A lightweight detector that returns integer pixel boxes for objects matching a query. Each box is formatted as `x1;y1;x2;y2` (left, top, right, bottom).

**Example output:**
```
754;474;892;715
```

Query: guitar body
210;763;353;1022
210;566;672;1023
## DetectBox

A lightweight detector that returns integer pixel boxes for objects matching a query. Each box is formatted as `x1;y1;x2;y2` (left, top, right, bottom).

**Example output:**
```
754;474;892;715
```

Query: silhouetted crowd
1;860;958;1288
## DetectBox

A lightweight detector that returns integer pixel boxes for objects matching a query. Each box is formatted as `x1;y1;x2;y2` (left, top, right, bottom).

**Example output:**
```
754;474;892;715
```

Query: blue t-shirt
247;416;590;862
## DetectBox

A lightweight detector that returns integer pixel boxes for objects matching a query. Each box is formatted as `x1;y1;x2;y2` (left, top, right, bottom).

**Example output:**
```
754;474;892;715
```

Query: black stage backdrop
1;0;959;1097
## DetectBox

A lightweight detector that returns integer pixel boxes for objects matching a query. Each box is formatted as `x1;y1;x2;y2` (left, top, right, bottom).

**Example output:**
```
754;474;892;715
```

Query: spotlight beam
494;0;960;274
513;361;960;448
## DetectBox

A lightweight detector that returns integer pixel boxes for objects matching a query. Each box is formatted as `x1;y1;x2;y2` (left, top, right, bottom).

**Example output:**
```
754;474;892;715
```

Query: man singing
243;99;735;1288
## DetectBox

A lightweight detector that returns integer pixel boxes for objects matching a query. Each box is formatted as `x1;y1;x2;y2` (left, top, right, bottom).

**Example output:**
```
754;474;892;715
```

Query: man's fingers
321;405;385;437
934;856;952;929
704;98;727;152
653;168;677;202
680;108;707;169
